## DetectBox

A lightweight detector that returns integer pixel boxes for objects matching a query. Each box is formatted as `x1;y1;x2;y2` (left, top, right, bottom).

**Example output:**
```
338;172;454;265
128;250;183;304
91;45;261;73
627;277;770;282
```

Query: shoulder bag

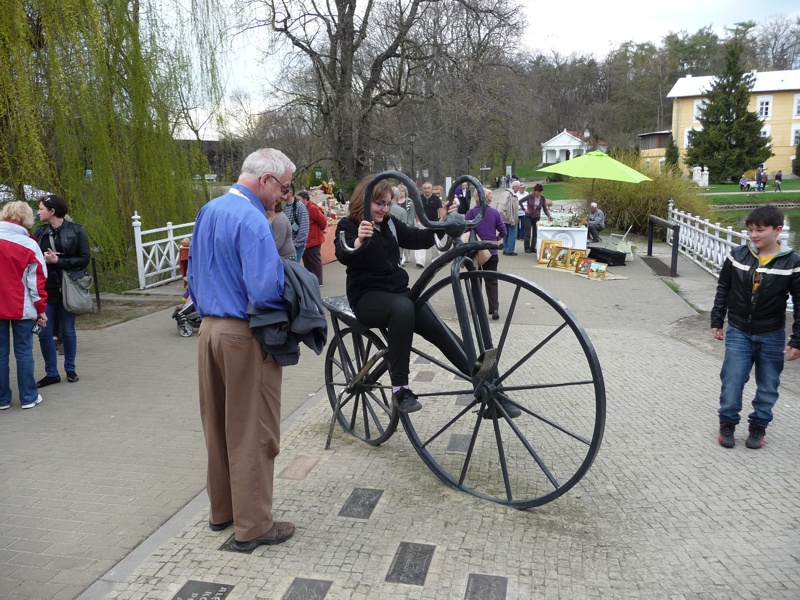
50;232;94;314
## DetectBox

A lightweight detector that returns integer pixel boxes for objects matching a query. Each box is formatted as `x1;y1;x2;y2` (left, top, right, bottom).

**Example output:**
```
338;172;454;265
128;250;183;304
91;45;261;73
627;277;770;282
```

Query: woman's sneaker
745;425;766;449
718;423;735;448
392;388;422;413
22;395;43;409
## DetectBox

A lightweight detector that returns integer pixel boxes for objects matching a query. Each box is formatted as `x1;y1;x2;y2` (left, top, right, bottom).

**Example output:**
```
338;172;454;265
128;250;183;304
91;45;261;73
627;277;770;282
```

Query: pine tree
664;135;679;172
684;39;773;183
794;142;800;177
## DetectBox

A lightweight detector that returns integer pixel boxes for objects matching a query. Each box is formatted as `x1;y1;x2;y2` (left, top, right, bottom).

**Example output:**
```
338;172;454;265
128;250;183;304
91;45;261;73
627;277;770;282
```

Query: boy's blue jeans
718;326;785;428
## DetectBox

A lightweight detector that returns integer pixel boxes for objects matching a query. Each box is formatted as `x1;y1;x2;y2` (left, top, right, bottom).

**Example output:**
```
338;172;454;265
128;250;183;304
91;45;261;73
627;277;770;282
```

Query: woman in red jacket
298;190;327;286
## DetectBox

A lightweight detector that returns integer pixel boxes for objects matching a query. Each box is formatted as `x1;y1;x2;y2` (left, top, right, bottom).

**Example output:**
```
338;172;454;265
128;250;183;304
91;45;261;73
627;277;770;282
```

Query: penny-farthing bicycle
323;172;605;509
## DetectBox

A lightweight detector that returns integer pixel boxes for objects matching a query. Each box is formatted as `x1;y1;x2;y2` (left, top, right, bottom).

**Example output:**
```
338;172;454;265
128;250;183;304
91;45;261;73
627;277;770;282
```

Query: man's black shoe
482;397;521;419
209;518;234;531
507;251;518;256
392;388;422;413
66;371;79;383
718;422;735;448
492;310;500;320
233;521;295;551
524;250;534;253
37;375;61;388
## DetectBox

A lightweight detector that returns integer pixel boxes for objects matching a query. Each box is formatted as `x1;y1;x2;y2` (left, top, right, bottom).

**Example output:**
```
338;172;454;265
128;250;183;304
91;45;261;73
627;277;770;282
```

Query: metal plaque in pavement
464;573;508;600
172;580;233;600
338;488;383;519
447;434;472;453
385;542;436;585
281;577;333;599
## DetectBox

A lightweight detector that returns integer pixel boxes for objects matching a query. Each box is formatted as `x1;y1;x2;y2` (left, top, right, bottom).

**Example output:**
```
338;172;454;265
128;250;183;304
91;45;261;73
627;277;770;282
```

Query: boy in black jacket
712;205;800;449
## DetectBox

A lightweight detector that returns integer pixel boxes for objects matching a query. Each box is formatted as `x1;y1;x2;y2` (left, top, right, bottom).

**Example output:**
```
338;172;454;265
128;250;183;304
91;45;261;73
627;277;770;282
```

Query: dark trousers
303;244;323;285
523;216;540;253
588;224;603;242
480;254;500;312
354;290;470;386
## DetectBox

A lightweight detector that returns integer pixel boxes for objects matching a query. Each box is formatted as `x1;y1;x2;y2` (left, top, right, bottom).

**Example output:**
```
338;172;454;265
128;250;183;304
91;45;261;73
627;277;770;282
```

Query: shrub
575;151;711;233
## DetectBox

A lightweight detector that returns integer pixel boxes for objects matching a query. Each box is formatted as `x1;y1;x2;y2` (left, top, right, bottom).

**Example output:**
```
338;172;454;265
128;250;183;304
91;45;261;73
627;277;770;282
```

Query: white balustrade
132;212;195;289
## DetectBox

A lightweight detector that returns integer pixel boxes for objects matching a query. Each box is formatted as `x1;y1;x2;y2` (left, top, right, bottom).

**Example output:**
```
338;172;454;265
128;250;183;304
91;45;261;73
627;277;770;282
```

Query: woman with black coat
334;176;469;413
34;195;90;387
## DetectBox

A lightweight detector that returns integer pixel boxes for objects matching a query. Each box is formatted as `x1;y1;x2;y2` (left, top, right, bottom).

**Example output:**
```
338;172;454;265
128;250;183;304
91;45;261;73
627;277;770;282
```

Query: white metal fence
132;212;194;289
666;200;748;277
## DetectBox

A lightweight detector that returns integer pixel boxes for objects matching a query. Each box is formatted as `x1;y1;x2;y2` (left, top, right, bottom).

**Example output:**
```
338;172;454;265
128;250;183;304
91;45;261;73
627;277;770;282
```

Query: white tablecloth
536;226;588;253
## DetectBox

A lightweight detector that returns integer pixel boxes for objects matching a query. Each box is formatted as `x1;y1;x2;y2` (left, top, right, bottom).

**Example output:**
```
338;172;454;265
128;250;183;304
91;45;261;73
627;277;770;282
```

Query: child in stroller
172;237;202;336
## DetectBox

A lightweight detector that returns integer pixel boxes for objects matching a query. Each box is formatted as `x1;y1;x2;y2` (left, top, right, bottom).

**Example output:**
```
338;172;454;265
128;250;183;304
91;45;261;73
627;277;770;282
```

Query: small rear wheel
324;328;398;445
178;321;193;337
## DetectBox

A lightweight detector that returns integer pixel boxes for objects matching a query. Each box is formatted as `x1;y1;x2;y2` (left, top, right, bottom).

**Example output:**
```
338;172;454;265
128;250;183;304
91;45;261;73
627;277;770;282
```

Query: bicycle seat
322;295;370;334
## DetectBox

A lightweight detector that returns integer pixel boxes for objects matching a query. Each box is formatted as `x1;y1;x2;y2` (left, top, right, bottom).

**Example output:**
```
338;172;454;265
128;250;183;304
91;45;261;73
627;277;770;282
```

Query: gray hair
0;201;35;229
590;202;597;208
240;148;296;179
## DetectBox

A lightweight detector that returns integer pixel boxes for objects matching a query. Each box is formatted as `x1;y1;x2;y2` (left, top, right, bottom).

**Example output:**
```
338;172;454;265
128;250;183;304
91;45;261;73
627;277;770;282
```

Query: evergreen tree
684;39;773;183
664;135;679;172
794;142;800;177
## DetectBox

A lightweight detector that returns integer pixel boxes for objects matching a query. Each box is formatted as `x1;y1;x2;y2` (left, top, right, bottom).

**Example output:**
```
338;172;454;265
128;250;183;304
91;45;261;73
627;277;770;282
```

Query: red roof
566;130;607;146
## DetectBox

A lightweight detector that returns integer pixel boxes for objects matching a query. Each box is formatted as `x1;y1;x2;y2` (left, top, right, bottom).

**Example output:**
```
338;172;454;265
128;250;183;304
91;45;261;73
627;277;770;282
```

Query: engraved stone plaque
172;580;234;600
278;455;321;480
456;394;473;406
413;371;435;382
464;573;508;600
385;542;435;585
281;578;333;600
338;488;383;519
447;434;472;453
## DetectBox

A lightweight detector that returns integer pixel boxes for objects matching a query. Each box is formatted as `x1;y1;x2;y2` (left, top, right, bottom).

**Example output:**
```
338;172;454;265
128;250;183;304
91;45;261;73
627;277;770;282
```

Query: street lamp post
409;132;417;183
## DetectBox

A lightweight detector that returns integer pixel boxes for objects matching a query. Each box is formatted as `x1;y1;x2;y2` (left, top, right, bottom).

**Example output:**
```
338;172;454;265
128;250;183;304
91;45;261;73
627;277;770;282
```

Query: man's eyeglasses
266;174;293;195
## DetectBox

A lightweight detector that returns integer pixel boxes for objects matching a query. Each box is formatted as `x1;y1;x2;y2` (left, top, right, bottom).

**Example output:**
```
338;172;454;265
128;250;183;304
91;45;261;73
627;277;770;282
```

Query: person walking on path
774;170;782;192
0;202;48;410
519;183;551;254
414;182;445;268
299;191;327;286
34;194;90;387
494;180;520;255
188;148;297;551
284;186;309;262
712;205;800;450
389;184;415;266
465;190;507;321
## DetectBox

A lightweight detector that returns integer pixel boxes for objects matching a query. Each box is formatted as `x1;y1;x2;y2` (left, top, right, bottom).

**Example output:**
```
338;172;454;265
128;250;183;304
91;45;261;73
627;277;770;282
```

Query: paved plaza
1;242;799;599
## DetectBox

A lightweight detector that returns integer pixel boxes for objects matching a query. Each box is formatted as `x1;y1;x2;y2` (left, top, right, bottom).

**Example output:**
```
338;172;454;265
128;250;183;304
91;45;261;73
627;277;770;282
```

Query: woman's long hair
347;176;395;223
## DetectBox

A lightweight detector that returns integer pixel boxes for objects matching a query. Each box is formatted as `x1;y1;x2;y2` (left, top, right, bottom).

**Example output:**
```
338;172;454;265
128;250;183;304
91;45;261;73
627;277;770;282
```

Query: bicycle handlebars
338;171;489;254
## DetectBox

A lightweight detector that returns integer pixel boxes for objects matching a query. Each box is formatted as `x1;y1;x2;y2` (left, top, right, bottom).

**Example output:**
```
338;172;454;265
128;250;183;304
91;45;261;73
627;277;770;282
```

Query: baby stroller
172;296;202;337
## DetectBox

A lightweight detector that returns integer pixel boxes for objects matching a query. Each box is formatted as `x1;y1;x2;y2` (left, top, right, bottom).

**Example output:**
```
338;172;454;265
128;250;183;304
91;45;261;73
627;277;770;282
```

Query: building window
693;100;704;121
793;125;800;146
684;127;700;148
760;125;770;138
756;95;772;119
795;94;800;117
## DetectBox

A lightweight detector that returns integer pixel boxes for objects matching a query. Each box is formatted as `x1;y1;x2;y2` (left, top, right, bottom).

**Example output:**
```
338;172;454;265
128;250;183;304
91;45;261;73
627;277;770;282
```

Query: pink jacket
0;221;48;320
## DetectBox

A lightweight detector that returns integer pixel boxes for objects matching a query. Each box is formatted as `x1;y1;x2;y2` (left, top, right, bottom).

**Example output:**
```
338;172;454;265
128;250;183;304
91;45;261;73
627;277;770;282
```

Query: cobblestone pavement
2;242;799;599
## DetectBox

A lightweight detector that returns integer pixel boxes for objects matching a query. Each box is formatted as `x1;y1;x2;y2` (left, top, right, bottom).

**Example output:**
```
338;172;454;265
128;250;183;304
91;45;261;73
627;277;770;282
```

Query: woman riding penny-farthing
323;171;605;509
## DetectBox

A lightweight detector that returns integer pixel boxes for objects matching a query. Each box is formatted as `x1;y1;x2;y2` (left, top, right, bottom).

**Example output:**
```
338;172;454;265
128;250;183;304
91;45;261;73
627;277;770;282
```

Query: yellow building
667;69;800;177
637;130;670;167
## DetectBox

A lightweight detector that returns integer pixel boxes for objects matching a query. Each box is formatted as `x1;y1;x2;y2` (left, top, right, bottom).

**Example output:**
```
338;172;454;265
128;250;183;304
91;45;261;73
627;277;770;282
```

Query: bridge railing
132;212;195;289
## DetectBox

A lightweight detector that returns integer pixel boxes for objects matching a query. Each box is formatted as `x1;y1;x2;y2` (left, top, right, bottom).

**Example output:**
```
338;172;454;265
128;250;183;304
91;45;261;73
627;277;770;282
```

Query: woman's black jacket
34;220;91;305
334;216;434;309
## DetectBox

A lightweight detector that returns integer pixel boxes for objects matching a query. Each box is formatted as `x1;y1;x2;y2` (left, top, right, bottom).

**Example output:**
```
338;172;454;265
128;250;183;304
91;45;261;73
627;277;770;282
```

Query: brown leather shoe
233;521;295;551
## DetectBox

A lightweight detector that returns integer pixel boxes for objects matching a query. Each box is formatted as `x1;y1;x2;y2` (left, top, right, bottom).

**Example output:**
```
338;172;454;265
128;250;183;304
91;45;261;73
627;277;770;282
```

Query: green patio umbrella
538;151;651;201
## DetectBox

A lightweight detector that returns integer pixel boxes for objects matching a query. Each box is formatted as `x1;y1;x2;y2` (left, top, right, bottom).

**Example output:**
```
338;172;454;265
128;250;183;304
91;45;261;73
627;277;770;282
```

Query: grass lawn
704;192;800;204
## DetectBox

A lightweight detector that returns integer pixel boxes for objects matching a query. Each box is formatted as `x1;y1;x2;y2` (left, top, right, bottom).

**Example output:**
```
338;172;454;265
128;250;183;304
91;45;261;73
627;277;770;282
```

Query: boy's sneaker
718;422;735;448
745;425;766;449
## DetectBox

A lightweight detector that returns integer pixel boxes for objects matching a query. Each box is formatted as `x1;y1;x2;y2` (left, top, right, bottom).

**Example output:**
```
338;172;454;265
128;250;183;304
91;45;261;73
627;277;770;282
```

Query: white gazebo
540;129;607;165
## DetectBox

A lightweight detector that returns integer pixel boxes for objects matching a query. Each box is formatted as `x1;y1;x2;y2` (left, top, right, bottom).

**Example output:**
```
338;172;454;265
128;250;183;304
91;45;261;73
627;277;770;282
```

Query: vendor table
535;225;588;254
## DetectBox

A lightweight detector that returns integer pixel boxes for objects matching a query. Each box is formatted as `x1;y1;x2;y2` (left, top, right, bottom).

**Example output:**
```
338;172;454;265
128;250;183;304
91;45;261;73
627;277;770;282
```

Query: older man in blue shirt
188;148;296;552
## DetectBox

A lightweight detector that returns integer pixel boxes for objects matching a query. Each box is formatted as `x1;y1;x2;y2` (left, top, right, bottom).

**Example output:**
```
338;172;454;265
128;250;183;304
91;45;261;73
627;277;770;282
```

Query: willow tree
0;0;225;284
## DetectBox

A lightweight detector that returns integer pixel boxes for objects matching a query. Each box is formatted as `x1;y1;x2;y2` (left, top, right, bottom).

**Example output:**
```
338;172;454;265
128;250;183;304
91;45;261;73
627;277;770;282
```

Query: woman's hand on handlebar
355;220;375;248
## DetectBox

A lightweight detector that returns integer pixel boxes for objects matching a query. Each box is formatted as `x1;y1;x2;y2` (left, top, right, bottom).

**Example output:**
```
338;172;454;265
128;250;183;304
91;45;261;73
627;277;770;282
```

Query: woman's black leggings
353;289;470;386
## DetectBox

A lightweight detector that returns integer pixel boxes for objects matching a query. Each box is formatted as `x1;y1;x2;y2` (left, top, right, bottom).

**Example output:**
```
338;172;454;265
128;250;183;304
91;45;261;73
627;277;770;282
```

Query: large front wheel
402;270;605;509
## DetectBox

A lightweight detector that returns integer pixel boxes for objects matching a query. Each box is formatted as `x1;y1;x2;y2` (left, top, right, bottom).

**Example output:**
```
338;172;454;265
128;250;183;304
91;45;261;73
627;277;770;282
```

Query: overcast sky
524;1;800;58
